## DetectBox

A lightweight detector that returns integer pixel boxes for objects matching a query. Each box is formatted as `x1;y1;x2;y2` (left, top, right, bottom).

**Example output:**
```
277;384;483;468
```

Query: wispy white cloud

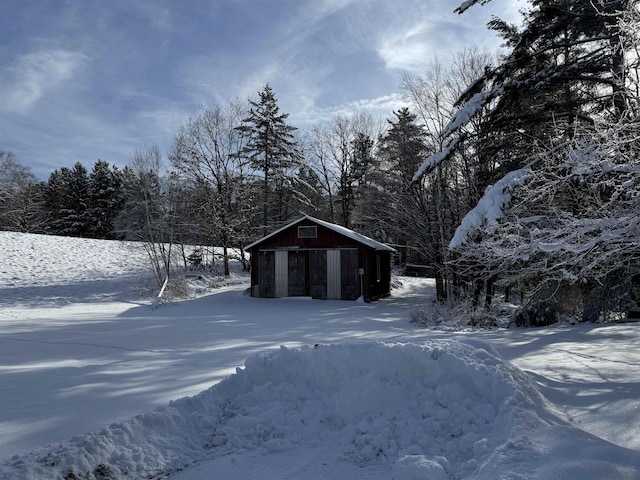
375;0;521;73
293;93;407;127
377;22;433;71
0;49;88;114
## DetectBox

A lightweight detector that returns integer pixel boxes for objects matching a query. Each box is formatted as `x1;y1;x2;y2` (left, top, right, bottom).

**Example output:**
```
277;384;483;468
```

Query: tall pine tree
449;0;638;187
45;162;90;237
236;84;302;234
87;160;124;239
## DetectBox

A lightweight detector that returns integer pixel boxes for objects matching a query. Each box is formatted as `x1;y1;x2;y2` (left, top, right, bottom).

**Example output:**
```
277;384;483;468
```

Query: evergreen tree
236;84;302;233
425;0;640;312
450;120;640;320
448;0;638;187
45;162;90;237
87;160;124;239
64;162;90;237
379;108;426;186
375;108;429;264
44;167;69;234
339;132;375;228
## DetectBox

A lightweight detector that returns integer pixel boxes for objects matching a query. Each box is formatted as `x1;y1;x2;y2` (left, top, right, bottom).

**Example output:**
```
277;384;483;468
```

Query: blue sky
0;0;521;179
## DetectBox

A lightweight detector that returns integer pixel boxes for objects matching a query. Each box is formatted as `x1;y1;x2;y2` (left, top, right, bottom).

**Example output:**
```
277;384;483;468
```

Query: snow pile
3;340;638;480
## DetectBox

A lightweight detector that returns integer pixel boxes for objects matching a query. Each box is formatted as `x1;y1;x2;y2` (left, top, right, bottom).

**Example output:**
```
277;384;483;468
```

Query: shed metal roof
245;215;396;252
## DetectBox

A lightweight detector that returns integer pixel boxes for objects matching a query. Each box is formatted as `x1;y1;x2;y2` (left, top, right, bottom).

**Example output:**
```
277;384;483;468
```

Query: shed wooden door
326;249;341;300
275;250;288;297
309;250;327;299
341;249;360;300
258;251;275;298
287;251;306;296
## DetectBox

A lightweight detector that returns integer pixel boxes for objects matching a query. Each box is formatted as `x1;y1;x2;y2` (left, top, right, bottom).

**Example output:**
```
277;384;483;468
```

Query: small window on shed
298;225;317;238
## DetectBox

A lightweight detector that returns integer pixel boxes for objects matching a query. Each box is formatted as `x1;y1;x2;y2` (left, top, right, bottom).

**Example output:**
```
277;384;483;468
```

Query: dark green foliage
378;108;426;186
44;160;125;239
87;160;124;239
236;84;302;232
374;108;430;265
45;162;90;237
456;0;636;190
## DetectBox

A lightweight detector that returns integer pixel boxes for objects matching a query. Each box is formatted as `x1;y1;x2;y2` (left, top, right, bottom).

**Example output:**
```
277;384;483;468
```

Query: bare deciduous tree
170;100;252;275
303;111;381;227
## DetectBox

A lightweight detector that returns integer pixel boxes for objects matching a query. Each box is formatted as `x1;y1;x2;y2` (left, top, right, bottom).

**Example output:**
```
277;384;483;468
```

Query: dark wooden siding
248;219;393;301
363;251;392;300
341;249;360;300
258;251;275;298
309;250;327;299
287;250;306;296
255;221;363;251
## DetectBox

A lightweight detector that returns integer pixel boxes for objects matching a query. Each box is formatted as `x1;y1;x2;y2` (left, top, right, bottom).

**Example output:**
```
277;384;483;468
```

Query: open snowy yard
1;232;640;479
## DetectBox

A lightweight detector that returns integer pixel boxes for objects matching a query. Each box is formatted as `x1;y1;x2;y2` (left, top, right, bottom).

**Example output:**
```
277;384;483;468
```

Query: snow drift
3;340;638;480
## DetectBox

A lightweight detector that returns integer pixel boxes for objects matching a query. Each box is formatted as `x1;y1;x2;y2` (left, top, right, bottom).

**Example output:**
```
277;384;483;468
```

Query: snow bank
3;340;637;480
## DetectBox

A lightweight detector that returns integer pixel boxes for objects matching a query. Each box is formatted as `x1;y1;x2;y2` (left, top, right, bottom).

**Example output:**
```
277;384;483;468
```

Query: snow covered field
1;231;639;479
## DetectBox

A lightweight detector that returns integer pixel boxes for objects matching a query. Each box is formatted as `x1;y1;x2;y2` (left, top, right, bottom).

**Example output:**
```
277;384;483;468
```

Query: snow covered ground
1;231;639;479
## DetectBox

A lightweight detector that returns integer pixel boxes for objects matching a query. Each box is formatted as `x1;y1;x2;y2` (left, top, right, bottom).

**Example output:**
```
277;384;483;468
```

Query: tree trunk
471;279;483;309
223;245;230;276
263;166;269;235
435;273;446;303
484;276;495;310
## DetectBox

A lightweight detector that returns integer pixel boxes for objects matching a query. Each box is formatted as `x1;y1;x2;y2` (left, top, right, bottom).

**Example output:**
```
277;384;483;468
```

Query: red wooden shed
245;215;395;301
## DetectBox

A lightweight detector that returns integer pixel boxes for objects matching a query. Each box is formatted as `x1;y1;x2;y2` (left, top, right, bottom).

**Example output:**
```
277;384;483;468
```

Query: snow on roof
245;215;396;252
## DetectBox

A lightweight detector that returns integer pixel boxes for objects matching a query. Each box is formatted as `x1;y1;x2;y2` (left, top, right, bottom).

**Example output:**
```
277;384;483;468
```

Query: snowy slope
1;231;640;479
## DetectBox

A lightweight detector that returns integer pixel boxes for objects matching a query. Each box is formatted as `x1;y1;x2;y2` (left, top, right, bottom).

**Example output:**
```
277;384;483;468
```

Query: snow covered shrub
411;300;497;329
513;302;558;328
467;311;498;328
186;247;203;270
160;277;191;299
410;302;446;327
